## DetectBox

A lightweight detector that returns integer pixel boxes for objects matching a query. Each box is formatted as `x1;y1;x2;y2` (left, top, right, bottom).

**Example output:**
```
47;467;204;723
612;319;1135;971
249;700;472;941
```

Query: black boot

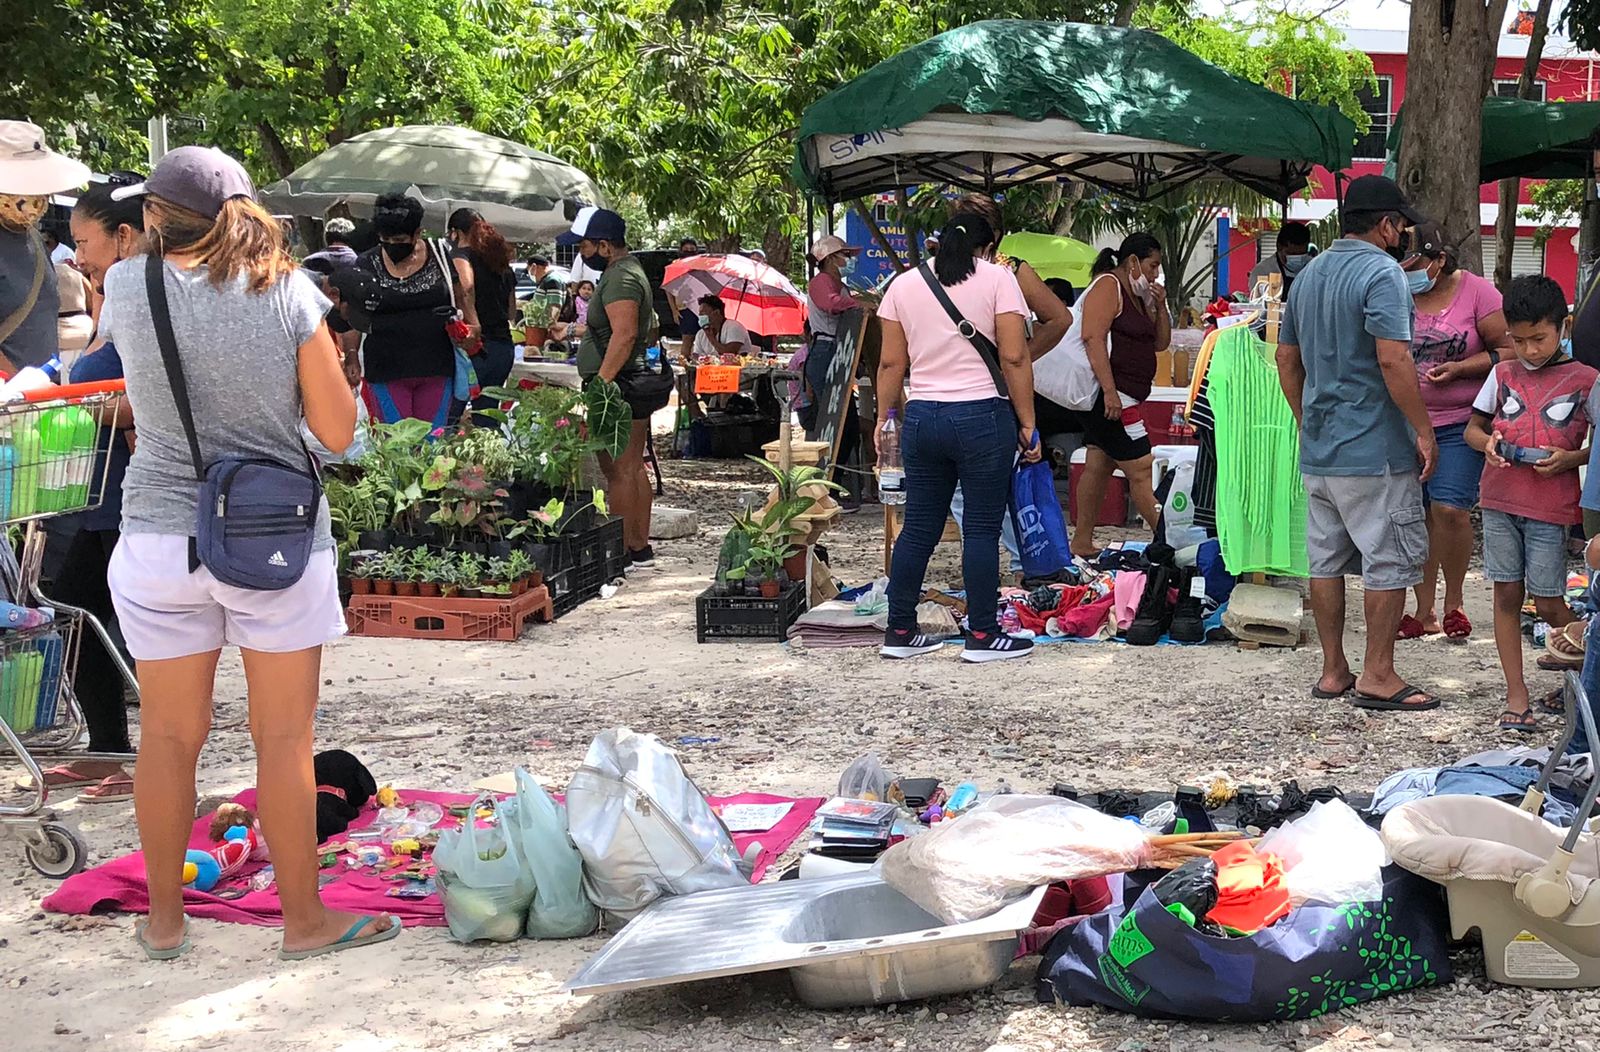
1168;567;1206;644
1125;565;1175;646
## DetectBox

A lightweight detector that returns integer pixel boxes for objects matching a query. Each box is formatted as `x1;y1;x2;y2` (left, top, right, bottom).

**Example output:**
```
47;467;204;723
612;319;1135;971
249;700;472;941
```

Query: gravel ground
0;452;1588;1052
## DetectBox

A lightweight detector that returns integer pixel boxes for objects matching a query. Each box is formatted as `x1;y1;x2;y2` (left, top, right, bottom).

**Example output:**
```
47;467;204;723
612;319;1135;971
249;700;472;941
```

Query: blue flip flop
135;918;190;961
278;914;403;962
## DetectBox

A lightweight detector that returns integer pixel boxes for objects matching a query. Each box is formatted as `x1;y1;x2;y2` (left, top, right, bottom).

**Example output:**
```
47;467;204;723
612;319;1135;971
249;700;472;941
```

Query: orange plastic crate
347;586;553;641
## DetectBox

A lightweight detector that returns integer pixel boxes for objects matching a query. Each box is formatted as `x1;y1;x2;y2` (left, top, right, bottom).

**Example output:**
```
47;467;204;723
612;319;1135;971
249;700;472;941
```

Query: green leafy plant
502;550;535;581
454;552;487;589
742;540;795;582
425;464;512;547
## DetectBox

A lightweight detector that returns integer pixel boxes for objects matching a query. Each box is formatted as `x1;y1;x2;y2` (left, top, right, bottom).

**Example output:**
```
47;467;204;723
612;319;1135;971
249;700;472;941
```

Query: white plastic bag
838;751;894;802
433;793;536;943
567;728;747;924
1256;799;1388;907
878;795;1152;924
1157;450;1208;549
503;768;598;939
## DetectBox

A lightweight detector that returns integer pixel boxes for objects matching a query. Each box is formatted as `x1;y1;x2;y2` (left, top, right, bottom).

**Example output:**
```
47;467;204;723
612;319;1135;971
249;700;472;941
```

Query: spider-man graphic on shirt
1471;358;1600;525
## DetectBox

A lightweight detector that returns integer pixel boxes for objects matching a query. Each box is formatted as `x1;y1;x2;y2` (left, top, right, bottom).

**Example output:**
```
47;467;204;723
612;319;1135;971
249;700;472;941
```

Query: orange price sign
694;364;742;395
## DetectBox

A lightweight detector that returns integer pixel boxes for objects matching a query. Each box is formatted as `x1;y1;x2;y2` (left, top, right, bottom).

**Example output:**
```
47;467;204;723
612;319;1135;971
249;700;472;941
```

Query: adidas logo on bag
268;551;288;567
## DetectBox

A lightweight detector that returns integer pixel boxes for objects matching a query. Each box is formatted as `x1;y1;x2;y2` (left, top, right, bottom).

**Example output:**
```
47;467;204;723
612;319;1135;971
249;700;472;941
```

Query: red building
1226;27;1600;299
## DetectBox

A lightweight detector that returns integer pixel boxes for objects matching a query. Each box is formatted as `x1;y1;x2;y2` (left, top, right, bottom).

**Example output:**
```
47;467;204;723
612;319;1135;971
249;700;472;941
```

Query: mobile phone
1497;440;1549;465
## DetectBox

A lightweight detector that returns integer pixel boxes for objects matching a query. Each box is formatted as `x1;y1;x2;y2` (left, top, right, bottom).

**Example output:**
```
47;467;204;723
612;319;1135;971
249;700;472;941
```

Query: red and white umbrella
661;253;808;337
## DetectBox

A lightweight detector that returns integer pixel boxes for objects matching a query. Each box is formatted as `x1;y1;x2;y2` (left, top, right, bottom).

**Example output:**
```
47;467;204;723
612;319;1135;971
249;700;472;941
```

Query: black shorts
1078;391;1151;463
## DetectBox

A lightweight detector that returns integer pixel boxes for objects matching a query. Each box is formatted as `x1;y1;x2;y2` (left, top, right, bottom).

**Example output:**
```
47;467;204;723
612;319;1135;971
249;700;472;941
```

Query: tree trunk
1494;0;1554;288
850;199;907;273
1581;176;1600;292
1396;0;1511;276
1113;0;1140;27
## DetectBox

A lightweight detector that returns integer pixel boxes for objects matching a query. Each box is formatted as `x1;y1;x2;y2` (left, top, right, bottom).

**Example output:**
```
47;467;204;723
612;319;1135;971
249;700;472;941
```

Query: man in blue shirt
1276;175;1439;713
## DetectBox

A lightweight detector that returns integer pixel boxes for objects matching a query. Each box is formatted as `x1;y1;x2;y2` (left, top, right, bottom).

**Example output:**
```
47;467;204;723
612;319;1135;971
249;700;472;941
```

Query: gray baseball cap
112;145;255;218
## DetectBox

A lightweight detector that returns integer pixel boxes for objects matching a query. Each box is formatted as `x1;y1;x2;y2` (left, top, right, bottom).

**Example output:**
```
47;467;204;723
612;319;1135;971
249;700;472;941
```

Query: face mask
696;314;710;328
1561;336;1574;359
1129;269;1150;296
327;310;352;334
1281;253;1310;276
838;255;857;277
381;240;413;263
1406;269;1436;295
583;250;609;272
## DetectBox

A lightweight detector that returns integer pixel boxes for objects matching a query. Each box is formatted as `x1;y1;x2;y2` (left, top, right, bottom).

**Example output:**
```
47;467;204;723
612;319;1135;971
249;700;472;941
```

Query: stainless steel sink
564;870;1045;1008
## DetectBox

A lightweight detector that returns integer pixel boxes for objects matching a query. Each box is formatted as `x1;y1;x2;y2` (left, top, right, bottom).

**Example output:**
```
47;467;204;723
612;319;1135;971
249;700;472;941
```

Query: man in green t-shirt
561;207;665;568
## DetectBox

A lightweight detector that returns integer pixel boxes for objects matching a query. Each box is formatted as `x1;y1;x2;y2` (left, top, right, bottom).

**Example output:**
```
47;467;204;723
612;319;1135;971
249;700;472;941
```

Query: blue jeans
888;398;1017;634
1574;614;1600;755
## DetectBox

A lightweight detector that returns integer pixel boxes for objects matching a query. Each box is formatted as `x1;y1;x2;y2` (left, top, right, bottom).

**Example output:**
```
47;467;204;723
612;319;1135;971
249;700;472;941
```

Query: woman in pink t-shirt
875;213;1041;664
1400;225;1512;641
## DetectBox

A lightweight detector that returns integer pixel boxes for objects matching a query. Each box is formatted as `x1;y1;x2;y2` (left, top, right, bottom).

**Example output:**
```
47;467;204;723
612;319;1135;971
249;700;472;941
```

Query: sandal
1546;620;1587;666
77;775;134;804
1536;687;1567;714
15;764;106;792
135;918;190;961
1499;708;1540;733
1396;614;1427;640
1311;676;1357;699
1352;684;1440;712
278;913;403;962
1442;609;1472;640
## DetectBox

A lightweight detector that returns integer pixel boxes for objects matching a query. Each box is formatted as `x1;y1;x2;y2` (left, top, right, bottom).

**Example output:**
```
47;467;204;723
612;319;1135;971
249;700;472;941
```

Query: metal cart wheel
23;820;87;879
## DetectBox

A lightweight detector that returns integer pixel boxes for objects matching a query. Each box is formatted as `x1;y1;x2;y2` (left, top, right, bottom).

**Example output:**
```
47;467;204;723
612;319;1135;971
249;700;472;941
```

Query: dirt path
1;456;1584;1052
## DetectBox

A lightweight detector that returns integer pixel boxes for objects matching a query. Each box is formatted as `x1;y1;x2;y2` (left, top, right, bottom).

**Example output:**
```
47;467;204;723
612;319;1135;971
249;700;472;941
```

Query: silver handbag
567;728;749;925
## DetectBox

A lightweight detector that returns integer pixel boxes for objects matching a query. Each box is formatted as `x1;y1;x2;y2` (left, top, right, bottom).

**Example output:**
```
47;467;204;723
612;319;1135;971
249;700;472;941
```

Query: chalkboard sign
815;307;875;480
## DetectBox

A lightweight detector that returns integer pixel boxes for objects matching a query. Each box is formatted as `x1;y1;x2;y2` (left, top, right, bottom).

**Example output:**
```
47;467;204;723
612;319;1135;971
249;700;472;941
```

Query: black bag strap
916;263;1009;399
145;254;206;481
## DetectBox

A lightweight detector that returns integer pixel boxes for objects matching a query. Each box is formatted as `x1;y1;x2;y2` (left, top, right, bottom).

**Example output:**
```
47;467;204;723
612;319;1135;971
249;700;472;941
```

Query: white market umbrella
258;125;604;241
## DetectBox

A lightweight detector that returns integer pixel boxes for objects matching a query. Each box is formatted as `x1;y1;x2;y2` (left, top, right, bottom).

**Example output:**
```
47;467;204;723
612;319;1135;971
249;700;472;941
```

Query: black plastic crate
688;413;778;459
549;517;627;618
695;584;806;643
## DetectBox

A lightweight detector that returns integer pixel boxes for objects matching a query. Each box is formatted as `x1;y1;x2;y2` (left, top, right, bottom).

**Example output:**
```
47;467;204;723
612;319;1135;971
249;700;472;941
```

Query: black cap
1342;175;1424;225
557;206;626;246
326;267;381;333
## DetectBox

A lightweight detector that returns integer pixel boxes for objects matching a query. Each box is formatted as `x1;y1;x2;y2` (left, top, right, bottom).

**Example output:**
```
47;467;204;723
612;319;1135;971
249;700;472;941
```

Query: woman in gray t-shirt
99;146;398;961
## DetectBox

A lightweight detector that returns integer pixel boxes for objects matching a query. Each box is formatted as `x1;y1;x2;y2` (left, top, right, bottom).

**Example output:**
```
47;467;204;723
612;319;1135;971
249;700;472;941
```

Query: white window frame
1493;78;1548;101
1353;75;1394;163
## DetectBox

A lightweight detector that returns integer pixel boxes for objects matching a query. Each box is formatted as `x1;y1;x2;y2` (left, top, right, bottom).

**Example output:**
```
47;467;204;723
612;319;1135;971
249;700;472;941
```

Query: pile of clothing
1370;746;1595;827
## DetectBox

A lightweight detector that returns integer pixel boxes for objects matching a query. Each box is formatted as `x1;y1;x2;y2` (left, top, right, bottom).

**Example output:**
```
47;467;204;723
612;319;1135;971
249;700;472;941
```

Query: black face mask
327;310;352;334
381;240;413;264
583;250;610;272
1383;221;1411;263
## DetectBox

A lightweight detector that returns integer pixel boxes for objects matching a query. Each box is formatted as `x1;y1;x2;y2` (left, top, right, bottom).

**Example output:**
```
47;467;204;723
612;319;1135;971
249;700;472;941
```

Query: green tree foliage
0;0;216;171
197;0;529;182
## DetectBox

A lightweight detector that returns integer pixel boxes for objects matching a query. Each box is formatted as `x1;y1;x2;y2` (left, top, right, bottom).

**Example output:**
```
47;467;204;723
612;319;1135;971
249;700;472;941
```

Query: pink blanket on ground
42;789;821;927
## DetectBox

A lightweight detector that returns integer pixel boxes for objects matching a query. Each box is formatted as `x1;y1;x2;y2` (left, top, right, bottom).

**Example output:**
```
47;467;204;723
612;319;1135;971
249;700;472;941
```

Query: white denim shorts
108;534;346;661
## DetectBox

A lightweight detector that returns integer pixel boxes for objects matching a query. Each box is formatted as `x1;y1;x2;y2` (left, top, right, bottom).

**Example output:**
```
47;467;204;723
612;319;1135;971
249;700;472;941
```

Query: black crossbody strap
145;254;206;481
916;263;1009;399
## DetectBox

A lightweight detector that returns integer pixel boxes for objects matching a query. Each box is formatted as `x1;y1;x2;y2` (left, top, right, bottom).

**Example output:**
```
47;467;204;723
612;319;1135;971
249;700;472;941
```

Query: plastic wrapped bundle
878;795;1153;924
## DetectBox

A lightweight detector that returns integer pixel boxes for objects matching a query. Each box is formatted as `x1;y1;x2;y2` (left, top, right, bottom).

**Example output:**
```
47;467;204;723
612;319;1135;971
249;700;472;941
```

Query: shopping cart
0;380;137;877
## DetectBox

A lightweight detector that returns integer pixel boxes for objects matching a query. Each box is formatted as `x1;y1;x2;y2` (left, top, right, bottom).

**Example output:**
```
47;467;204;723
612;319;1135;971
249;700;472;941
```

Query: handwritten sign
694;364;742;395
813;308;875;480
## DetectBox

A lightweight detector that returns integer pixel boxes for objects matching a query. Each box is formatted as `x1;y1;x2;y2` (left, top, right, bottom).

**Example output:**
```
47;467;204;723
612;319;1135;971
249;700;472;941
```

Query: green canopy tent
793;20;1357;205
1384;96;1600;183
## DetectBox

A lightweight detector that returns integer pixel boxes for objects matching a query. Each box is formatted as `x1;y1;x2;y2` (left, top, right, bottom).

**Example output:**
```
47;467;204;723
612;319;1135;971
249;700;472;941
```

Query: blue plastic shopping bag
1010;459;1073;578
1036;866;1451;1021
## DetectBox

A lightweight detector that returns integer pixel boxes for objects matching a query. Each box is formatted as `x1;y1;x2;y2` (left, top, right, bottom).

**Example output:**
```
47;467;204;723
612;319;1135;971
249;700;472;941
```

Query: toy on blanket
183;804;269;892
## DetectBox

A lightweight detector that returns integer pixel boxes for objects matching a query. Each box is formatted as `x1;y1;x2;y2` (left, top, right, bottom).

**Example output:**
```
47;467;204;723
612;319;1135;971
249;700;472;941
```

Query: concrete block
1222;582;1303;647
650;505;699;540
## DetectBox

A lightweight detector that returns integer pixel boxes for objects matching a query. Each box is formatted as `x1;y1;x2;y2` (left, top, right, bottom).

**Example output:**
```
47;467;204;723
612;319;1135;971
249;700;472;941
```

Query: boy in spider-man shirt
1466;275;1600;733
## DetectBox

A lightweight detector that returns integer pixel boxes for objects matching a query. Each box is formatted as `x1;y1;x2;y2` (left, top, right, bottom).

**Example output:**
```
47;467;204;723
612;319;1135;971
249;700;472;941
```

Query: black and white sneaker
625;546;656;573
881;628;943;659
961;630;1034;663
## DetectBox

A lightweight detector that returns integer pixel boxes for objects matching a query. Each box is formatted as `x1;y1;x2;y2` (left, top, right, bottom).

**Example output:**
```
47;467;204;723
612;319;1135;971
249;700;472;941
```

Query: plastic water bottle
878;410;904;505
11;421;40;519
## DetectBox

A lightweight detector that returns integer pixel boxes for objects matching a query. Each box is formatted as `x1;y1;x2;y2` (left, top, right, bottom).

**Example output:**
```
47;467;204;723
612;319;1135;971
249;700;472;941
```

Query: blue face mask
1406;269;1436;295
696;314;710;328
838;255;857;277
1281;253;1310;276
1561;336;1574;359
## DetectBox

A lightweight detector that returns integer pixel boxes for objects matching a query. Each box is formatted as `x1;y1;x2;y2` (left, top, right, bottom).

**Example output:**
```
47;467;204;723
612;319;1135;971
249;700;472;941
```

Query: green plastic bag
433;792;536;943
503;768;598;939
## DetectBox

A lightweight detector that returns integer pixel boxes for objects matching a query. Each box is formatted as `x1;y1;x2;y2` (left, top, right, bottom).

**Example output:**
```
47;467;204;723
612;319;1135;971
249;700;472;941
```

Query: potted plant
367;552;398;596
456;552;486;598
481;581;513;599
350;557;376;595
394;547;421;597
413;550;445;598
744;541;793;599
502;550;538;592
519;289;563;355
